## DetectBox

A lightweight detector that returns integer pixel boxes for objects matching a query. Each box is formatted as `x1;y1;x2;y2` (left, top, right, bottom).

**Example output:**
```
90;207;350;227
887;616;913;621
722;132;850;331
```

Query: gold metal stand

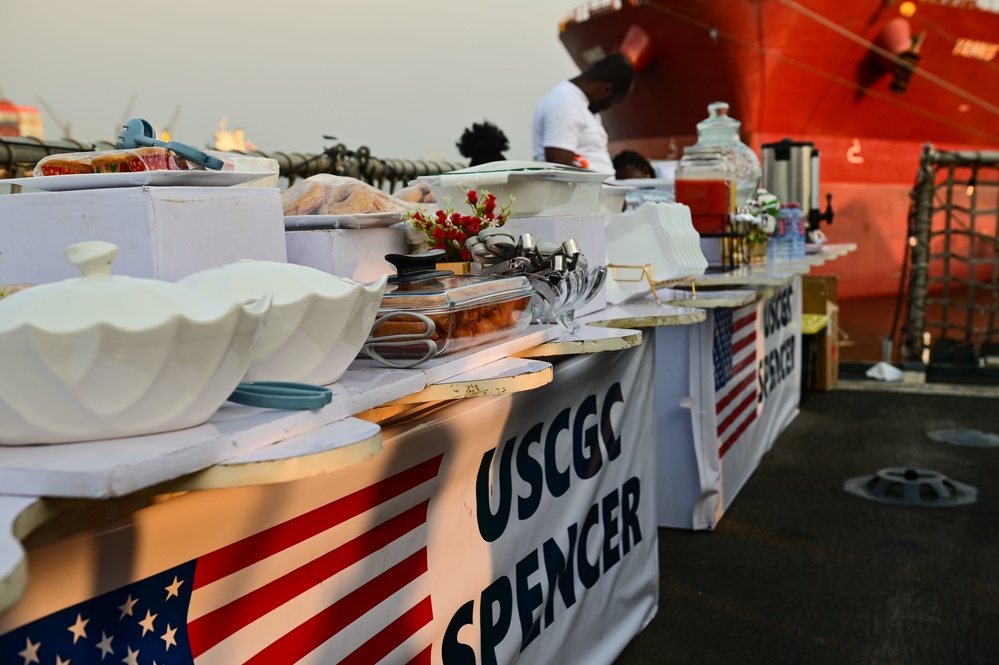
606;263;697;305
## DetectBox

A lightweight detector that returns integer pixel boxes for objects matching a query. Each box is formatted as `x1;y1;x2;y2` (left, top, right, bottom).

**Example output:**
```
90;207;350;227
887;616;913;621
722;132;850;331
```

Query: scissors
228;381;333;410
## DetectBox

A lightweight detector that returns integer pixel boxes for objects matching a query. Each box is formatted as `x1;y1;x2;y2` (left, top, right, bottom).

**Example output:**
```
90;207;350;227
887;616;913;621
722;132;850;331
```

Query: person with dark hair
457;120;509;167
531;53;636;173
613;149;655;179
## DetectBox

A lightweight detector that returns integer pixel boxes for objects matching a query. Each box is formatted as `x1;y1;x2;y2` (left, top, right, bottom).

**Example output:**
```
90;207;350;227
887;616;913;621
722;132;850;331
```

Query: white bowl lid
178;259;368;306
0;241;244;333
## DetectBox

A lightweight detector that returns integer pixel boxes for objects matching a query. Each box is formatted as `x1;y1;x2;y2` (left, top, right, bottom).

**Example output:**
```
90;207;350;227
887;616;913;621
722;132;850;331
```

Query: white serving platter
2;170;270;191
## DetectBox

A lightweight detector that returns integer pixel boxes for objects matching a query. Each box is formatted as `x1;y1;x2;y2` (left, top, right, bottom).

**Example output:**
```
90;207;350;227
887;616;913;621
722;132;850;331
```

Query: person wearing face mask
531;53;636;174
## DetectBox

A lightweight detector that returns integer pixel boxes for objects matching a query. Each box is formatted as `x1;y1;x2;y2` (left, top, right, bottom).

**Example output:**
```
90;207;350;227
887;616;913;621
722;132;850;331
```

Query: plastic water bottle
766;224;779;263
769;212;789;262
778;204;805;261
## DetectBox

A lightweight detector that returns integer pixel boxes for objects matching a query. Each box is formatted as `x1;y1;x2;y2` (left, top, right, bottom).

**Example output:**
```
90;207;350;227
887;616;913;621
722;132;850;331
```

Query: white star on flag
138;610;158;636
96;631;114;659
123;645;141;665
165;577;184;601
18;637;40;664
68;614;89;644
118;595;138;619
161;624;178;651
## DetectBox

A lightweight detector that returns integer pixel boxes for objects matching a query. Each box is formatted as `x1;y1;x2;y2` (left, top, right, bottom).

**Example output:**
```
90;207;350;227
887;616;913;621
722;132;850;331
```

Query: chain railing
0;136;464;193
903;144;999;364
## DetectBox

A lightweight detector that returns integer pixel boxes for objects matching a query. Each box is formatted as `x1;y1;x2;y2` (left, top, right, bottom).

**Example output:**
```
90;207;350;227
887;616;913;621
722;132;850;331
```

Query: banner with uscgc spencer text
419;342;658;665
0;345;657;665
686;277;801;529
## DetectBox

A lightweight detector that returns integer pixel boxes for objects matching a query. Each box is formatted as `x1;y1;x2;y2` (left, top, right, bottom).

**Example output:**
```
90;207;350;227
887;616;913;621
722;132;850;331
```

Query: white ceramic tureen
178;260;387;385
0;241;271;445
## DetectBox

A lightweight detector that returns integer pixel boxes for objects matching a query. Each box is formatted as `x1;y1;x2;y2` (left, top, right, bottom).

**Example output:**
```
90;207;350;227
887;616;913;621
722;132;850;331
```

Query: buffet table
0;312;696;665
584;241;856;530
0;239;854;664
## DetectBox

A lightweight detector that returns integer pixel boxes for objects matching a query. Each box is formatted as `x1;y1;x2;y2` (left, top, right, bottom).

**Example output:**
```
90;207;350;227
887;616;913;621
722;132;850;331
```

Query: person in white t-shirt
531;54;636;174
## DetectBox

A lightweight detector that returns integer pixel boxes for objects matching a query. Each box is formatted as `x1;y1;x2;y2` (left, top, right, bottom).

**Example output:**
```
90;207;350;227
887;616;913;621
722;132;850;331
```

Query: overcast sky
0;0;588;163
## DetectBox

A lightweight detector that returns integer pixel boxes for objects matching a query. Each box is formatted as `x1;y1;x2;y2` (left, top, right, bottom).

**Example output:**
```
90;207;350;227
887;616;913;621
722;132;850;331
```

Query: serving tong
467;229;590;306
116;117;225;171
361;311;440;369
359;252;450;369
468;229;587;280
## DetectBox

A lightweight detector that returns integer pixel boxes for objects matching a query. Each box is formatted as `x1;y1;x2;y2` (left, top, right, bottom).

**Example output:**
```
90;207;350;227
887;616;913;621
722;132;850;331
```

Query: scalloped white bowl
179;261;387;385
0;242;272;445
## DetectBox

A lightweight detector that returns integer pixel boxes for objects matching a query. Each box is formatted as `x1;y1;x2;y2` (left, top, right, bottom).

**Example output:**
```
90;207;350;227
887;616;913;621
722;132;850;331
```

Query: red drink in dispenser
674;144;737;235
674;178;736;234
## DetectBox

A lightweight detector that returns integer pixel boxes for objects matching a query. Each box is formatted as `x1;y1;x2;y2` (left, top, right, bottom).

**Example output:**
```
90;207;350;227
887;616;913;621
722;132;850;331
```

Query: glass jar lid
696;102;741;146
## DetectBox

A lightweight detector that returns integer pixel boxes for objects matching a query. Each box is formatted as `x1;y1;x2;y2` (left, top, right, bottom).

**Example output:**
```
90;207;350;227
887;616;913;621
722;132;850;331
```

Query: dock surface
616;381;999;664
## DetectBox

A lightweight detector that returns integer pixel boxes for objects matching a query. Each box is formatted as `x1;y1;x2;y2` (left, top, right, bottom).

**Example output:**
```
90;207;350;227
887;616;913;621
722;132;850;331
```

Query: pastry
282;181;328;216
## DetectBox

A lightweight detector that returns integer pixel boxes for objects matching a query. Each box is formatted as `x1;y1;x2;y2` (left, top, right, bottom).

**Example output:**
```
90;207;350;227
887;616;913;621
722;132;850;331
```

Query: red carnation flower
460;248;472;261
466;190;478;205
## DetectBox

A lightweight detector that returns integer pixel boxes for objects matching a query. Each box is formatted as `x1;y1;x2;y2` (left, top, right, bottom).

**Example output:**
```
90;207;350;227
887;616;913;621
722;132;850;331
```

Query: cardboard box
503;213;607;316
803;275;839;391
285;227;408;283
0;186;287;284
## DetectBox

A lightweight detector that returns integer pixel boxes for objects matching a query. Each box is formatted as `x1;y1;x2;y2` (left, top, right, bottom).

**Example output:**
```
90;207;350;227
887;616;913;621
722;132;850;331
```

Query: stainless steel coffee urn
761;138;833;233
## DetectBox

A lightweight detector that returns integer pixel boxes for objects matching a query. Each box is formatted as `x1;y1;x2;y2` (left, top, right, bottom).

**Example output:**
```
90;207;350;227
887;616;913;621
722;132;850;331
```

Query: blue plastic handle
116;117;225;171
228;381;333;410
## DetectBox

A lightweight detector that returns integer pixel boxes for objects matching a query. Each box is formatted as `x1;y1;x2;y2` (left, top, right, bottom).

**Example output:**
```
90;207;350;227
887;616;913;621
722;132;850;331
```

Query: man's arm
544;147;577;167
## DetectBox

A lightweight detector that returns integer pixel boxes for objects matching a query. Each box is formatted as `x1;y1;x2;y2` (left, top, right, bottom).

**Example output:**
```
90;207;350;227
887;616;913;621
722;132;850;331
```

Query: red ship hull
559;0;999;299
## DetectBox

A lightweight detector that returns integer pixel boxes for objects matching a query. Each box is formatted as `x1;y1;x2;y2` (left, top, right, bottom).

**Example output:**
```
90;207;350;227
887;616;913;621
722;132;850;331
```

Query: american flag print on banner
713;303;759;457
1;454;444;665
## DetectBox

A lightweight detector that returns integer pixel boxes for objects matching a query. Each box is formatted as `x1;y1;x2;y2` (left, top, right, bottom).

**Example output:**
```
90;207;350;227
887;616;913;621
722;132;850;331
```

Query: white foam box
502;213;607;316
285;227;408;283
0;186;287;284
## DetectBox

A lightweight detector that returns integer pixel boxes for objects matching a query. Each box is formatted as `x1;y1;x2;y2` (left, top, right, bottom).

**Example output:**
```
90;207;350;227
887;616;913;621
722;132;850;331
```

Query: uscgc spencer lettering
759;284;796;402
443;383;644;665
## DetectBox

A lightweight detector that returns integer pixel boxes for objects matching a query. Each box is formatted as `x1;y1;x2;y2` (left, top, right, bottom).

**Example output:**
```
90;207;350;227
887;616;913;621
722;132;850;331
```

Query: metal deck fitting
844;467;978;507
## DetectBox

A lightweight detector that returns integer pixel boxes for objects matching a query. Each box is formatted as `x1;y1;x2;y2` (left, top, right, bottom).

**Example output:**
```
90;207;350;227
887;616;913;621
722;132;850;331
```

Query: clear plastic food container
366;252;535;362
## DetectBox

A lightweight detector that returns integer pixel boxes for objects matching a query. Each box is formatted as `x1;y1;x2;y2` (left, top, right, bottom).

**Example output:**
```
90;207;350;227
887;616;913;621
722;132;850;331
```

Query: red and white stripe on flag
186;454;444;664
712;303;759;457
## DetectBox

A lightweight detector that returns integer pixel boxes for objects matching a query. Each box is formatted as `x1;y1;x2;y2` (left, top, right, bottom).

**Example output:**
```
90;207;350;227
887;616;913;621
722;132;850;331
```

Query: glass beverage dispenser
675;102;762;234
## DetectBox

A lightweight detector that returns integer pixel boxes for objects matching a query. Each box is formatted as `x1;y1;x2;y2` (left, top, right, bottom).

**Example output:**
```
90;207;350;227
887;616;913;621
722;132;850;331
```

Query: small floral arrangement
405;189;514;262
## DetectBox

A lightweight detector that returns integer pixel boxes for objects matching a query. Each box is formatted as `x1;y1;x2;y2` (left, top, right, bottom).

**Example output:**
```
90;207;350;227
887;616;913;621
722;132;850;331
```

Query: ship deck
614;381;999;663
